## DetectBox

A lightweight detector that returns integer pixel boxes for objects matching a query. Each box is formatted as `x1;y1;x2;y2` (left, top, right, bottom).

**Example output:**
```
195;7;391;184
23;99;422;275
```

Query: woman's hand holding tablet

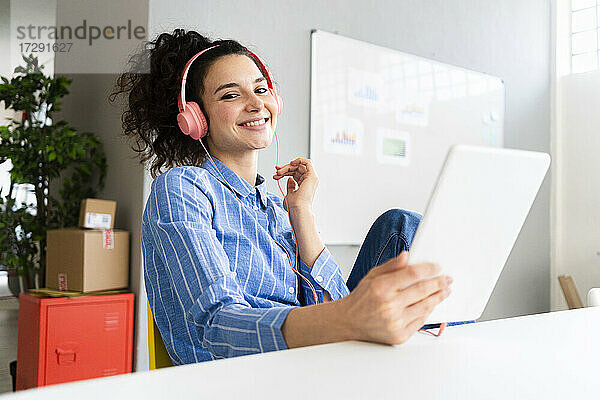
338;251;452;345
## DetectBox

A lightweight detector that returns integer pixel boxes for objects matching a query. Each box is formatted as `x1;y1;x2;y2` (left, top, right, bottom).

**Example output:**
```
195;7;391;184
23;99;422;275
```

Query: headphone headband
178;45;219;112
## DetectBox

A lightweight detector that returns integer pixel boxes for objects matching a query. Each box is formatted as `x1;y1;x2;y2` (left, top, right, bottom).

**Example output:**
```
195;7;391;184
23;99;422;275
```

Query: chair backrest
558;275;584;309
147;300;174;369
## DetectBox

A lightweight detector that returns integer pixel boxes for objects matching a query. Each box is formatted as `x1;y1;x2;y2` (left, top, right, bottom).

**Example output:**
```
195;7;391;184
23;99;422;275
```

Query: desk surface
6;307;600;399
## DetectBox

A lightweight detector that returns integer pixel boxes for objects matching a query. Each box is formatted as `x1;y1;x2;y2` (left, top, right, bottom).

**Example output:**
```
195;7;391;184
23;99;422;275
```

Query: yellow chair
147;300;174;369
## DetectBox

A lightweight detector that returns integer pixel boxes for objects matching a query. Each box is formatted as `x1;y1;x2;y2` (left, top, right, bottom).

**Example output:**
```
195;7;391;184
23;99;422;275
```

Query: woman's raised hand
273;158;318;211
339;251;452;345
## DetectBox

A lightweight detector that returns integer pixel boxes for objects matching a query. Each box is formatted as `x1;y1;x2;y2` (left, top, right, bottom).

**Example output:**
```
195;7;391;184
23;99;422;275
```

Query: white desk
6;307;600;399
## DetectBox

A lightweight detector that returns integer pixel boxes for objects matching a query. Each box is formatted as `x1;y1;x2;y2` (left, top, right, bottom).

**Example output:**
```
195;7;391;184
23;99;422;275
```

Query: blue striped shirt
141;157;350;364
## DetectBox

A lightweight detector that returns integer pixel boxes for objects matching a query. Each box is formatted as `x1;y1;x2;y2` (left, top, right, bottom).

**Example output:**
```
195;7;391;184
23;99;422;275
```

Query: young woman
112;29;452;364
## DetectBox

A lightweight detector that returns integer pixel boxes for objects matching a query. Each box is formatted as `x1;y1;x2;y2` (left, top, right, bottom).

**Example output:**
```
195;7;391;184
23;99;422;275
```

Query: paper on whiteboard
376;128;410;166
347;68;384;109
396;89;430;126
323;115;364;156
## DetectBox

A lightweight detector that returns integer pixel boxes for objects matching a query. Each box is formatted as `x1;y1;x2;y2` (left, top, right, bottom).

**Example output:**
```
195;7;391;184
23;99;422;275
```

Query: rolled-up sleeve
146;170;294;359
298;247;350;304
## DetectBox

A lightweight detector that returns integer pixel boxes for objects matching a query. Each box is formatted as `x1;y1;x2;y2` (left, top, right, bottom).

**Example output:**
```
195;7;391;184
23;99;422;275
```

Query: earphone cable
273;130;319;304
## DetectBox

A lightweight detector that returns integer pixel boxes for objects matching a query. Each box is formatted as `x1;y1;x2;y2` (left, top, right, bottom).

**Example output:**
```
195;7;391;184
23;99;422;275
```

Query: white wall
0;0;11;82
0;0;13;191
148;0;552;321
553;70;600;309
1;0;56;119
7;0;56;76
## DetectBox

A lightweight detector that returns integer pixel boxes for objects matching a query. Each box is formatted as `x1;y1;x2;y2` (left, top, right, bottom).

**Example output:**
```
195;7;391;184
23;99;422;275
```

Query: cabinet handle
56;346;78;365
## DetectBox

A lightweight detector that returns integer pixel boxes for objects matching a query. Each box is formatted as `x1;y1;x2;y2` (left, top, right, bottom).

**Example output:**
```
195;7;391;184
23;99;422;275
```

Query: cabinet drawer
44;300;130;385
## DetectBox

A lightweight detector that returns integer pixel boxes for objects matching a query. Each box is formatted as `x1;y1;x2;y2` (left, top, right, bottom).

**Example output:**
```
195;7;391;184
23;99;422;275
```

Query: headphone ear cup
177;108;196;139
276;95;283;116
177;102;208;140
269;88;283;116
188;102;208;138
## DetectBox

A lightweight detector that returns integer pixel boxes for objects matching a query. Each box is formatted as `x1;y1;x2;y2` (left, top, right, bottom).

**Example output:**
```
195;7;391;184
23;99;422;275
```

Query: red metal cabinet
16;292;134;390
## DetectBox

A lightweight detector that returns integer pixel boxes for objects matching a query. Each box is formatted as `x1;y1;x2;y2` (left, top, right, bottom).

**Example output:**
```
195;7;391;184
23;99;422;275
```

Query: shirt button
316;276;324;283
288;286;295;294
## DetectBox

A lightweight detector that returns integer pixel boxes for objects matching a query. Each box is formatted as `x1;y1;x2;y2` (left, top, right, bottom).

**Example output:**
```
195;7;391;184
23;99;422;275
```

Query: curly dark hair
110;29;266;178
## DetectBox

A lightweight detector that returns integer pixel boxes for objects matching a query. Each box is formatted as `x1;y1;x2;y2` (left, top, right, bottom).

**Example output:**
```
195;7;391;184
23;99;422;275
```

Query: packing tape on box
58;273;68;291
103;229;114;249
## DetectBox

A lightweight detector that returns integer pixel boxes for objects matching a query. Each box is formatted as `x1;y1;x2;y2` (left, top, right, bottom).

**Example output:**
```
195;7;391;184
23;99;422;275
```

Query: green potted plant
0;54;107;293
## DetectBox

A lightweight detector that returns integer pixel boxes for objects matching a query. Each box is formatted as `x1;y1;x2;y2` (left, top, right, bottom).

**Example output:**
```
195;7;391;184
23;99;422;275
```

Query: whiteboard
309;30;504;245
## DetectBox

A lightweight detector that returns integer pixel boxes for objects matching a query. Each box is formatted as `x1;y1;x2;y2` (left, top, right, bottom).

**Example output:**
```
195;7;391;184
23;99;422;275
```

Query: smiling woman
198;54;278;185
110;29;452;365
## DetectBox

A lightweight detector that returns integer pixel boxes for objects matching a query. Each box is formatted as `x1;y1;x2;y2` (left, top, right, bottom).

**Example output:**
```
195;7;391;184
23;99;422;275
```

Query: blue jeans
346;209;474;328
346;208;421;291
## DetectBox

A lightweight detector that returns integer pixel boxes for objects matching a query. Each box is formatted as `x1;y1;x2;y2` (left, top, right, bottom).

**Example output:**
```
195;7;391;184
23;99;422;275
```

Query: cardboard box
79;198;116;229
46;228;129;292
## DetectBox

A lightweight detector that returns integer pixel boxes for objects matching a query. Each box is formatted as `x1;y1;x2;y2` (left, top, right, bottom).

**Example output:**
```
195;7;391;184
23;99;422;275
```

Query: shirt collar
254;175;269;209
201;156;268;206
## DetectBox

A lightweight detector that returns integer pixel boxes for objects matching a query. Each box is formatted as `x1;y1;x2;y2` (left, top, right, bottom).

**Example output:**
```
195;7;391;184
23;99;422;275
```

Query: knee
373;209;422;247
377;208;421;221
375;209;422;227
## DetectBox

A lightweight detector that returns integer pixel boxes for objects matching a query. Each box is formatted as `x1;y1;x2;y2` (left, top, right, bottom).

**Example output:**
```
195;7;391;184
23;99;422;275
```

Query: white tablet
407;145;550;324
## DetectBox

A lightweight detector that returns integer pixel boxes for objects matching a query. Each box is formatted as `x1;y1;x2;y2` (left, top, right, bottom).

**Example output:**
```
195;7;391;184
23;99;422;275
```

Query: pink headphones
177;45;283;140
